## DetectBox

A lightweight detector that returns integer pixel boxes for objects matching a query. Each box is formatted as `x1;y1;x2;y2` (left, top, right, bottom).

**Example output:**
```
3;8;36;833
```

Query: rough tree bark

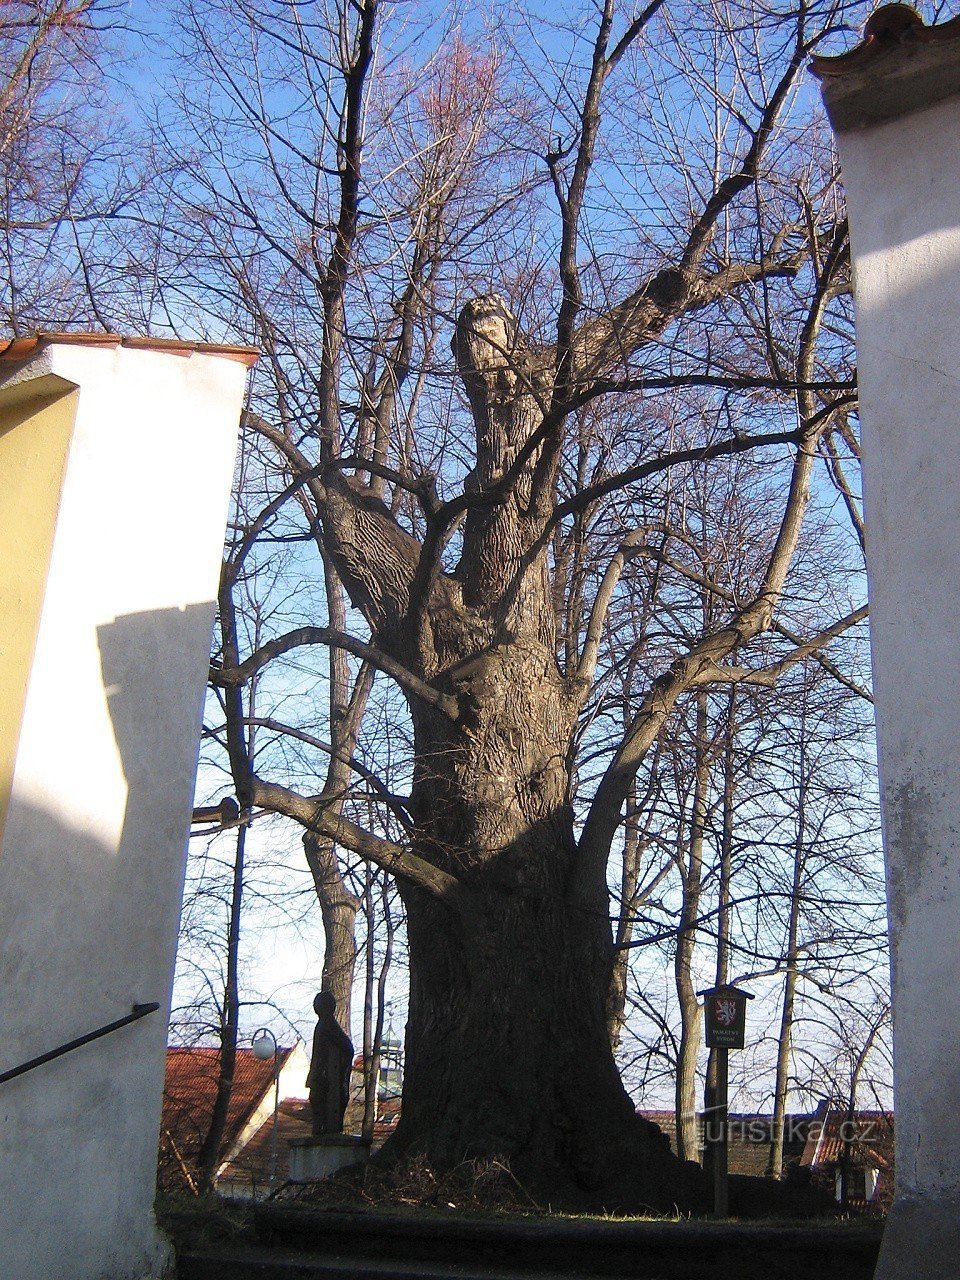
376;296;690;1206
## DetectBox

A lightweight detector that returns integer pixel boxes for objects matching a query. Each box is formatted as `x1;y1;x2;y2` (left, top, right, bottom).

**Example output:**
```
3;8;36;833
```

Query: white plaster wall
0;344;248;1280
837;95;960;1207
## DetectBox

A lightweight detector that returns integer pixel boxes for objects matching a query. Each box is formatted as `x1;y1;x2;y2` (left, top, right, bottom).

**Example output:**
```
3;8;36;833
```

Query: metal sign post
700;984;754;1218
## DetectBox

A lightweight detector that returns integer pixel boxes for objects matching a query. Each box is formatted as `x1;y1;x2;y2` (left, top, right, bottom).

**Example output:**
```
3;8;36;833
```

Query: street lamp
252;1028;281;1189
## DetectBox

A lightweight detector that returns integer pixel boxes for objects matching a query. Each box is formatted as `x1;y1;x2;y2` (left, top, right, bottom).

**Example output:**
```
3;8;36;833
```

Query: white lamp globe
252;1033;275;1061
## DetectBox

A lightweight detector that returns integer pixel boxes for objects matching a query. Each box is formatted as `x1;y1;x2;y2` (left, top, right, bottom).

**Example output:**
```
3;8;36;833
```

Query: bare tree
359;868;398;1140
155;0;870;1207
0;0;148;331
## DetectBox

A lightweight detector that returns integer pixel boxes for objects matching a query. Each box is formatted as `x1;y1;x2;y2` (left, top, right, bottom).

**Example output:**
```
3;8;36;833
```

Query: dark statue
306;990;354;1136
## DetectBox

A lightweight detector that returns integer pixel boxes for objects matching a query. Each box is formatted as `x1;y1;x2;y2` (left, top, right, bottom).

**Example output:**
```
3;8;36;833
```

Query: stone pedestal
288;1135;371;1183
814;12;960;1279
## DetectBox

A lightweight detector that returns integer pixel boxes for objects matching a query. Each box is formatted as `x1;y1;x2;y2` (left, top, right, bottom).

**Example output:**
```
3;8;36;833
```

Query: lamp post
252;1028;280;1189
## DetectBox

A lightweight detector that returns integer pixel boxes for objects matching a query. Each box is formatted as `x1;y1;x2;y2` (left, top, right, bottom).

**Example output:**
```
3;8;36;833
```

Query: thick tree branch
248;775;468;912
680;39;811;274
570;217;805;389
428;383;825;577
552;425;804;528
559;7;816;391
620;540;873;703
244;715;413;831
251;415;424;638
575;529;647;690
570;372;854;410
695;605;868;688
215;625;459;719
569;213;851;910
606;0;666;72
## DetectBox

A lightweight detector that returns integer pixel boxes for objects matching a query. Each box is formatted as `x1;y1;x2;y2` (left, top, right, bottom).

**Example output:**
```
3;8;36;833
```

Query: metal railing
0;1002;160;1085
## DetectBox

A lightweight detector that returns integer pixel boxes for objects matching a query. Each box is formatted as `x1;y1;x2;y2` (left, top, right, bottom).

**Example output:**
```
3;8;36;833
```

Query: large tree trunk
395;878;690;1207
381;630;696;1207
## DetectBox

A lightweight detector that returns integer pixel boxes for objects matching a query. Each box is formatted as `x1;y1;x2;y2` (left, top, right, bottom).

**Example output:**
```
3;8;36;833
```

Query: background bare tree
0;0;153;331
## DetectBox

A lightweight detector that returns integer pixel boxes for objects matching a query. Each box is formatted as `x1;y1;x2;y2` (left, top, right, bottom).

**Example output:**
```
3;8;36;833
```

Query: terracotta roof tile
217;1098;314;1191
798;1109;894;1212
637;1109;815;1176
800;1109;894;1170
158;1045;292;1192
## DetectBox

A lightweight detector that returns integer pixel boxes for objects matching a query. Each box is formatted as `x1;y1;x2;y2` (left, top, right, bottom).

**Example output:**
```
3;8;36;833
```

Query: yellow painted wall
0;378;79;849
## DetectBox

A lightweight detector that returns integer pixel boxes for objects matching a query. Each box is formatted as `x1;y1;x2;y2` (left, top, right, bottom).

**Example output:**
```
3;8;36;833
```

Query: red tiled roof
638;1109;814;1177
217;1098;314;1191
800;1110;894;1171
799;1109;894;1212
0;332;258;366
158;1045;293;1192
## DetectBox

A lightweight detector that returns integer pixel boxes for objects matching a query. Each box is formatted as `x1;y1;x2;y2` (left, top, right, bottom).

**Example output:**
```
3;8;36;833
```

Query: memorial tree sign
701;984;754;1215
704;985;752;1051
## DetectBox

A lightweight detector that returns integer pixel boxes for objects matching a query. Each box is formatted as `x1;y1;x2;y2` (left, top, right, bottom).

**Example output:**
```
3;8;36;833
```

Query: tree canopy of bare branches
99;0;877;1208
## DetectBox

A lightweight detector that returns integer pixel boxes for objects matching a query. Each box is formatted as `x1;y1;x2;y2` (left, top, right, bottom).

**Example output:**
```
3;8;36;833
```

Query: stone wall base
874;1195;960;1280
287;1135;371;1183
